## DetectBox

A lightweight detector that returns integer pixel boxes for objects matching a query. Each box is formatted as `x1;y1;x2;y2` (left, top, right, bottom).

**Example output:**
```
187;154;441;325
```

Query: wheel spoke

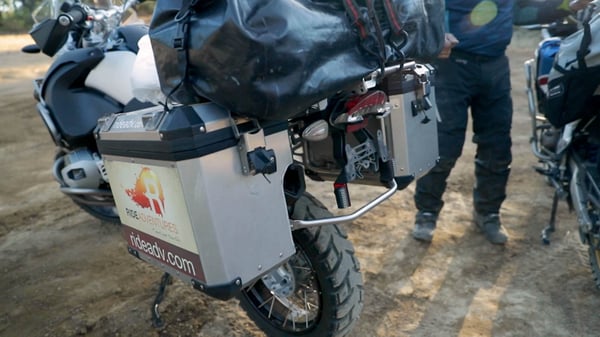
297;281;314;291
304;290;309;328
282;312;289;327
245;278;259;290
292;265;312;272
268;295;275;319
257;294;274;309
306;300;319;311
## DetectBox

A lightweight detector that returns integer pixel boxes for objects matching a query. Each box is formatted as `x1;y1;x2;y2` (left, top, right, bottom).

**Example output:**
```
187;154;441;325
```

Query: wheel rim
591;235;600;266
240;244;322;332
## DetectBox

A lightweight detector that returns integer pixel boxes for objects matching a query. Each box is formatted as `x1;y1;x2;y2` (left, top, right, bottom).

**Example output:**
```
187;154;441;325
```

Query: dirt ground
1;30;599;337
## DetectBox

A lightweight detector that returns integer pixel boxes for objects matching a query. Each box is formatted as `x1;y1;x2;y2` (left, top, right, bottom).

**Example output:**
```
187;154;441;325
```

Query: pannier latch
246;147;277;176
410;64;437;123
232;118;277;177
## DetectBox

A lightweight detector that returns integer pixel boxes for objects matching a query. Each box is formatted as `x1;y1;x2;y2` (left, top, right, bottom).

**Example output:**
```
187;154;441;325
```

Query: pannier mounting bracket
230;117;277;176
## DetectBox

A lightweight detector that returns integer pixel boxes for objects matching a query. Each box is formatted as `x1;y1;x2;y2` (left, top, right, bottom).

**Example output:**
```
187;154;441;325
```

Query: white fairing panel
85;50;136;105
130;35;167;105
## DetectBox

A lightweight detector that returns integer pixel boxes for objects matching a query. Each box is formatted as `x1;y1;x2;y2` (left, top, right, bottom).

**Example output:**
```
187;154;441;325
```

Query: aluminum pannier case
301;63;439;188
95;103;295;297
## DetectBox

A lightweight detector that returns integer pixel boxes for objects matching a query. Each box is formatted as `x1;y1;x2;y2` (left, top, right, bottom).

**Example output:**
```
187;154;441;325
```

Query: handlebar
27;0;142;57
57;5;87;27
519;19;579;39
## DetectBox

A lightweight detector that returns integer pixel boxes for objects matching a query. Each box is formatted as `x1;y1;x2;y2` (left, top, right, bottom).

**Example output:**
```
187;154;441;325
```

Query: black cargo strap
381;0;403;34
164;0;200;106
343;0;370;39
577;18;592;70
555;14;593;74
380;0;409;59
366;0;388;63
342;0;407;67
343;0;386;69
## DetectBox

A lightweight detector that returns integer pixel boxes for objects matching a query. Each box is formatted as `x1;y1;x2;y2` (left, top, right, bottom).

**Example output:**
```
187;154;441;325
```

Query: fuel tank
40;25;150;149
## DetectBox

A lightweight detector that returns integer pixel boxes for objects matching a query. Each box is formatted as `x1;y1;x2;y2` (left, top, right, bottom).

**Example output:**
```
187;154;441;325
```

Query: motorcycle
523;14;600;289
22;0;152;223
24;1;440;336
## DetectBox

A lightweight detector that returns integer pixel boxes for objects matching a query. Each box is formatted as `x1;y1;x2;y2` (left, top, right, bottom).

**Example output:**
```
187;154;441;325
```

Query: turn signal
302;119;329;142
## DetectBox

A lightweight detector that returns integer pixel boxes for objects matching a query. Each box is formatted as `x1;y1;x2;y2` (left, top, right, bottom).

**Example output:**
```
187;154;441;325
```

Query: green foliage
137;0;155;16
0;9;35;34
0;0;155;34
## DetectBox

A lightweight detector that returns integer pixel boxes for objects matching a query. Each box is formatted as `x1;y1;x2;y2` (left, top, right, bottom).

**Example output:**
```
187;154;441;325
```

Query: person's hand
438;33;459;59
569;0;592;11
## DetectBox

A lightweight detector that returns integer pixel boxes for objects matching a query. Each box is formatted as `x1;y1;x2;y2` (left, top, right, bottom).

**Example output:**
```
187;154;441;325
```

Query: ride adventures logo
126;167;165;216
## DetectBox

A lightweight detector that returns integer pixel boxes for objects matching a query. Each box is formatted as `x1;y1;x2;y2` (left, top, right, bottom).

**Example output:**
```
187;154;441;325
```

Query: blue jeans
414;51;513;215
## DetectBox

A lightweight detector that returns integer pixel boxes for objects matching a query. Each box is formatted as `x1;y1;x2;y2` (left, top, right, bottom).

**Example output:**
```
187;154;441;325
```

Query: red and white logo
126;167;165;216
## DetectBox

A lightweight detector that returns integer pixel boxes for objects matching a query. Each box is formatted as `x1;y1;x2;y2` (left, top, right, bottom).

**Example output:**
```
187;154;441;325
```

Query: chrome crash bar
290;179;397;230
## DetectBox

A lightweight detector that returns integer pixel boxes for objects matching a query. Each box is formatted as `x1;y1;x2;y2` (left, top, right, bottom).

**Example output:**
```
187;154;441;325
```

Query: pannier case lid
96;103;287;161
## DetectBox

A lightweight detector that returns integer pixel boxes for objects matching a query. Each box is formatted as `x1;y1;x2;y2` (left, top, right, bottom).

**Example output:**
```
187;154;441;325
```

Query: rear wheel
575;155;600;289
237;193;363;337
588;234;600;289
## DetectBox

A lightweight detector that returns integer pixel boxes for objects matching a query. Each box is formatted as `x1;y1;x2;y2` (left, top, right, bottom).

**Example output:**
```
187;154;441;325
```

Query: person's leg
471;55;513;215
470;55;513;244
413;58;471;241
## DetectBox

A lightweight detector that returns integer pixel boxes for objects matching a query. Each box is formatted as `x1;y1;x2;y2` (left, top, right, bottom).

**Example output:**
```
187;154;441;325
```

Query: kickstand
541;190;560;245
151;272;172;329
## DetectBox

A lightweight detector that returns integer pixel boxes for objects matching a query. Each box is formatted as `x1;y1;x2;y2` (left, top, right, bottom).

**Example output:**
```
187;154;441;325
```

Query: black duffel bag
149;0;444;121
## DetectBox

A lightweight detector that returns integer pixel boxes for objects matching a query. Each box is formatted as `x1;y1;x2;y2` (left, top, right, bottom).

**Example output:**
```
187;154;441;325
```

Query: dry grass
0;34;35;52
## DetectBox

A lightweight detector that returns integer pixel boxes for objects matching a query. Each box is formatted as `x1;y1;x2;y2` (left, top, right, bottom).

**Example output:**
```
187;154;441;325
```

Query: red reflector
333;182;346;189
346;90;387;116
538;75;549;86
